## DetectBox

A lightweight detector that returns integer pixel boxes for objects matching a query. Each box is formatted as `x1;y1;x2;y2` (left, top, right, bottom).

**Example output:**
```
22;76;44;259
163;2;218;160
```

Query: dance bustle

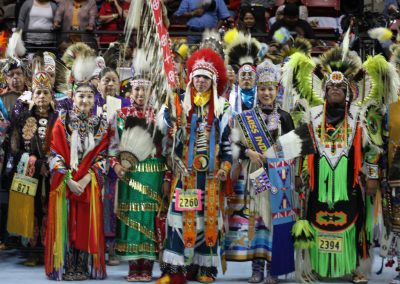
119;126;155;169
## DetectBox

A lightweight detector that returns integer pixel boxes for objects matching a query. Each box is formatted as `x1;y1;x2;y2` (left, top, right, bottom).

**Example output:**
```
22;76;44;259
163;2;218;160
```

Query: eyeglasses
239;72;255;80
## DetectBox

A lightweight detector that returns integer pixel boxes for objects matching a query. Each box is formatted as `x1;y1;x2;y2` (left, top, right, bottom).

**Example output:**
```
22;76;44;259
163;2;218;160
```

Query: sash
236;107;274;154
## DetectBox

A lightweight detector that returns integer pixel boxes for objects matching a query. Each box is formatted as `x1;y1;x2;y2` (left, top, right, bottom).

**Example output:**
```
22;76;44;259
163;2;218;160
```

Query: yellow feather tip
368;27;393;43
382;29;393;41
177;44;189;59
224;28;239;45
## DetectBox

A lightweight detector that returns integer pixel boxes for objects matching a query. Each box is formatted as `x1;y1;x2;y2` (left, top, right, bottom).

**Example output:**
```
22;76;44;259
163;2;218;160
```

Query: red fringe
308;154;315;191
353;125;362;188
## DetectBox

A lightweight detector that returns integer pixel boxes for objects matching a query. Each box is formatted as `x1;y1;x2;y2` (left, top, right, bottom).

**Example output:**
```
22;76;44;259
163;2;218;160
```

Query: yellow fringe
54;180;67;270
115;242;156;253
130;163;167;173
90;171;99;252
121;177;162;204
7;191;35;238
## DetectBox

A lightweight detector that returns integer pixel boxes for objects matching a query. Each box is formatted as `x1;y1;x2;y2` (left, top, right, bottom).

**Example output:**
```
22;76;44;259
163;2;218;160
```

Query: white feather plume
132;48;152;78
119;126;155;162
124;0;143;42
72;56;97;82
281;58;295;111
6;29;26;58
341;27;351;62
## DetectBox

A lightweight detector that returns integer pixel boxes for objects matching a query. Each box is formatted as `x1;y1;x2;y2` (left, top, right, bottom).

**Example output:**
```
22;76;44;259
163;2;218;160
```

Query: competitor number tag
10;173;39;197
175;188;202;211
318;234;343;253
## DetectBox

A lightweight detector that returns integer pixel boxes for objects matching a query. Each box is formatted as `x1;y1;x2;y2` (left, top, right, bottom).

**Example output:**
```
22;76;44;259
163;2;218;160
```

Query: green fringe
365;195;374;243
292;219;315;249
318;156;348;207
310;224;357;278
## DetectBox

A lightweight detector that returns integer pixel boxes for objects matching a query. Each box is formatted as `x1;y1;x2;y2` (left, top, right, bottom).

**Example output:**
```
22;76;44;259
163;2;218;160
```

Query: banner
150;0;177;88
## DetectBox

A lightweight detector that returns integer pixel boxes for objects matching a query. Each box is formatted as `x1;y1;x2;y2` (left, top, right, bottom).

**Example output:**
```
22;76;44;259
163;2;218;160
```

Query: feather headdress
71;55;97;84
130;48;153;92
2;29;25;74
279;37;312;62
225;31;261;73
124;0;175;106
102;41;122;70
200;29;224;57
183;48;227;117
61;42;96;69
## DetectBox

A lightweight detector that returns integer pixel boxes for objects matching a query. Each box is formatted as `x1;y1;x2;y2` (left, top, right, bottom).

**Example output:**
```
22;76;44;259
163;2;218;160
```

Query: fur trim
230;127;241;143
230;127;241;161
278;130;303;159
231;143;241;161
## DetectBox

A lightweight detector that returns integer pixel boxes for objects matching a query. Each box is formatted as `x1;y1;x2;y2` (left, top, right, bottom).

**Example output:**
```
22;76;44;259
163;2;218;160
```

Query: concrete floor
0;248;397;283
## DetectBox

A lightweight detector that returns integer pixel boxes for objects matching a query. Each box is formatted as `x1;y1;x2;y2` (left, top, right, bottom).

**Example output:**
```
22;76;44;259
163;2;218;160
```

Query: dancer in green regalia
108;49;168;282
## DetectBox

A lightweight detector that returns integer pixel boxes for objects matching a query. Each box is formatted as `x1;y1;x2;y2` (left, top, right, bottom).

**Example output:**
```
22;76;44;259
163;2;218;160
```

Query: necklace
37;118;48;140
69;109;99;139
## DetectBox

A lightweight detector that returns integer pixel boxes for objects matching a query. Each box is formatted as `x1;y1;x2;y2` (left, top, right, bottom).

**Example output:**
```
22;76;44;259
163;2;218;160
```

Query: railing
19;28;340;53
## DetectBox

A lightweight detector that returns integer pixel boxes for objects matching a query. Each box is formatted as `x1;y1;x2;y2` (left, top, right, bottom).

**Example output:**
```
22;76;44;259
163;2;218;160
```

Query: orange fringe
175;93;182;126
308;154;315;191
353;125;362;188
204;178;219;247
183;175;197;248
88;172;106;276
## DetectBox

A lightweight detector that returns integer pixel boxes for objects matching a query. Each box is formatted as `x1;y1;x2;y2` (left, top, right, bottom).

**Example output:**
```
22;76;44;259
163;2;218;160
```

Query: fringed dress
225;106;296;276
45;110;109;280
108;105;166;262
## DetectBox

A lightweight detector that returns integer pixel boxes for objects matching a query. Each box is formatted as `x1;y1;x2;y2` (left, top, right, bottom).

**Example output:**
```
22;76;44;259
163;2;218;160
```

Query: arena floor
0;248;397;283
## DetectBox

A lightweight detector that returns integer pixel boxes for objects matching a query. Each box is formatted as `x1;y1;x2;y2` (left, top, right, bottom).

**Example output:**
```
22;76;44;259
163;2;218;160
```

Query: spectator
164;0;183;19
238;5;266;40
98;0;130;46
267;3;314;42
384;0;400;17
2;60;26;116
0;0;16;30
17;0;57;52
53;0;97;48
174;0;233;44
275;0;308;22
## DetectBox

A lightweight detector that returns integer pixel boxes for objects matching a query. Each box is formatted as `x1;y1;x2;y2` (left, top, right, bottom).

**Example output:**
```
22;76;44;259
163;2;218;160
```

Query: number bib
318;233;343;253
175;188;202;211
10;173;39;197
